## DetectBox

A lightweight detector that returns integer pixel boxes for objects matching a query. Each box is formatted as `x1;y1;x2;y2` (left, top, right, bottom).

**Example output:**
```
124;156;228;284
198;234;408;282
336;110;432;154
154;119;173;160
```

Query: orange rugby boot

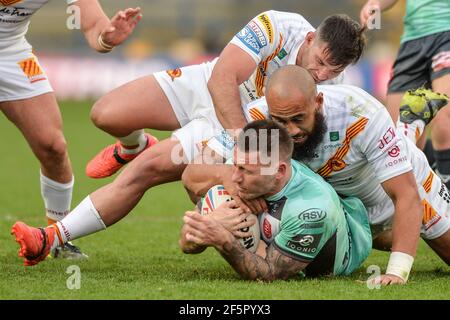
86;133;158;179
11;222;57;266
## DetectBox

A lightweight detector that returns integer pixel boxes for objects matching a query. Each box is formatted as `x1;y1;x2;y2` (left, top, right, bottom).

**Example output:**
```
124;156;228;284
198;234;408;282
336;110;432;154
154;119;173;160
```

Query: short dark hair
316;14;366;68
237;120;293;162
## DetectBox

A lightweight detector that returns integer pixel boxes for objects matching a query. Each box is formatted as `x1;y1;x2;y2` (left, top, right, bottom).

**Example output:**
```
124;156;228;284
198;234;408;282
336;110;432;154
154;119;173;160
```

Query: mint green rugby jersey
402;0;450;43
260;160;372;276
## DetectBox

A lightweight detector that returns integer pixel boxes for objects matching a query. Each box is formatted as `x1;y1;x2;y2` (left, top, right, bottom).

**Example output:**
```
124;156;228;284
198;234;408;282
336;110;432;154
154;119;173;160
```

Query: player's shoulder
260;10;314;31
287;161;339;209
319;84;386;118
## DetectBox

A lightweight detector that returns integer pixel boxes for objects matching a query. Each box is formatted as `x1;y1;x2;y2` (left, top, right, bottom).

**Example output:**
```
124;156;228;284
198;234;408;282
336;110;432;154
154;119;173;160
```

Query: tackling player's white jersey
207;84;450;239
0;0;75;53
231;10;343;106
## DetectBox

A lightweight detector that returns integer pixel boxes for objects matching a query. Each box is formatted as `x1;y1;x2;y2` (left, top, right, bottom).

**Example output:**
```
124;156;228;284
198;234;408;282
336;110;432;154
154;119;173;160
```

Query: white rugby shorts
154;59;224;162
0;48;53;102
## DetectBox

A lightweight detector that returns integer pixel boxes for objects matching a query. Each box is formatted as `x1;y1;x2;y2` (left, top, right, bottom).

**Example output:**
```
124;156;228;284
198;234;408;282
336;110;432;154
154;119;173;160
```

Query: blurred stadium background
29;0;405;101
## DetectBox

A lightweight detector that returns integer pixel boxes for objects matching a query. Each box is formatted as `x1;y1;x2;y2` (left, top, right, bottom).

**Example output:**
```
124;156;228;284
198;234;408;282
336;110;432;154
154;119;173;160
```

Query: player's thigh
0;92;66;154
91;75;180;133
420;172;450;264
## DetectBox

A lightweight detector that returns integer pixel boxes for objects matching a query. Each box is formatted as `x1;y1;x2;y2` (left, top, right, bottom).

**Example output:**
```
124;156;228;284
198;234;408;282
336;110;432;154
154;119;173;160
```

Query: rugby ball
200;185;260;253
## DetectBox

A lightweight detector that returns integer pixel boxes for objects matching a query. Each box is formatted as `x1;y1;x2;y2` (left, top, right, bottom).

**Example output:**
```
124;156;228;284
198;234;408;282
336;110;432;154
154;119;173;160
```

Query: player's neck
266;164;292;197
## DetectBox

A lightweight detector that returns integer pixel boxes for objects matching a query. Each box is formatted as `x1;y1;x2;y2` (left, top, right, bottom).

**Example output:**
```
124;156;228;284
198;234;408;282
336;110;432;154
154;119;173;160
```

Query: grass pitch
0;101;449;300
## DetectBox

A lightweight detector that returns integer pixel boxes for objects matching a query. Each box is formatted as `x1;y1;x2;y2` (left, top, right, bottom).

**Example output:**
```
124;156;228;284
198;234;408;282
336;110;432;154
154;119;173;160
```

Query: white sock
54;196;106;246
397;119;425;144
118;129;147;155
41;172;74;222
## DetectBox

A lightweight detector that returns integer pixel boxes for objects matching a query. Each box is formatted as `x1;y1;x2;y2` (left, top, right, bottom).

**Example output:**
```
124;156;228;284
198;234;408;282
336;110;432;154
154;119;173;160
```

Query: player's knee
90;98;111;130
36;134;68;163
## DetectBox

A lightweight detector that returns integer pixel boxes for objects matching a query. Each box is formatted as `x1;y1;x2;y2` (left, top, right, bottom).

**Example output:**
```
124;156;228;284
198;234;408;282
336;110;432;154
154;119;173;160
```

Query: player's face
299;32;344;83
269;93;327;161
231;150;278;200
269;94;318;144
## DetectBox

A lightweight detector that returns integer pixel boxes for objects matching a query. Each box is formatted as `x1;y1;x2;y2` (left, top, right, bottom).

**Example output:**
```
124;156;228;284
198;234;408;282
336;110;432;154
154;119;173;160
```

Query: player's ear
315;92;324;110
305;31;316;45
276;161;288;178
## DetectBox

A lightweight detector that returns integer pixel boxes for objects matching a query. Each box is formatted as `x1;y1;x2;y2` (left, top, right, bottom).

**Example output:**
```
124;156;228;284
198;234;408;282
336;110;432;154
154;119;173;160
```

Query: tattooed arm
183;211;308;281
220;235;308;281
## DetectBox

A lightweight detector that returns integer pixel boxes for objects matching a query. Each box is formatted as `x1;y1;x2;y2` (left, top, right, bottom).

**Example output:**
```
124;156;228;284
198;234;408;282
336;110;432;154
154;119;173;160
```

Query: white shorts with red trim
0;49;53;102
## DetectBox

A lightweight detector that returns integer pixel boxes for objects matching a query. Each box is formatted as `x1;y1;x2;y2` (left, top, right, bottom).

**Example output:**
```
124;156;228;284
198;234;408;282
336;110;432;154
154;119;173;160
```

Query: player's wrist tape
98;33;114;52
386;251;414;282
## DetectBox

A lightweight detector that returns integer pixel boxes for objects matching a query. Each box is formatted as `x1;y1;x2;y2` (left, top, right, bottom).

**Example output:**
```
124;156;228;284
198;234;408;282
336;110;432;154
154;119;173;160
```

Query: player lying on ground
180;120;372;281
0;0;141;259
183;66;450;285
6;11;366;266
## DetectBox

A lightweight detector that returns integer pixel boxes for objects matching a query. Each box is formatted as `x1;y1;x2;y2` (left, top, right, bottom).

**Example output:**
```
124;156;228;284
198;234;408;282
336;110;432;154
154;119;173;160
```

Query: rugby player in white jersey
85;11;366;179
10;12;367;267
1;0;141;259
183;66;450;285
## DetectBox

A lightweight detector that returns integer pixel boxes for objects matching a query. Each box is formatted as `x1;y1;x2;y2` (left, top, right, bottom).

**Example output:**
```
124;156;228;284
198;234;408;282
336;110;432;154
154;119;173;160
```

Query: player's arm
208;44;257;130
361;105;422;285
380;172;422;283
182;163;232;199
183;211;308;281
360;0;399;26
72;0;142;53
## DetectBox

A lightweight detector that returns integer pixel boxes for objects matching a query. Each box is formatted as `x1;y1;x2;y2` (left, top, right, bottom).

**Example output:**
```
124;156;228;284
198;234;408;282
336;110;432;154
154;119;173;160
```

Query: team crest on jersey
0;0;22;5
330;158;346;172
166;68;182;81
329;131;340;142
18;57;46;84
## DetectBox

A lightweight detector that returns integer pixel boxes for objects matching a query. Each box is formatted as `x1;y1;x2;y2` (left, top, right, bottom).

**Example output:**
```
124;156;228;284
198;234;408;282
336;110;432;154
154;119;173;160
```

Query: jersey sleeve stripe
255;34;284;96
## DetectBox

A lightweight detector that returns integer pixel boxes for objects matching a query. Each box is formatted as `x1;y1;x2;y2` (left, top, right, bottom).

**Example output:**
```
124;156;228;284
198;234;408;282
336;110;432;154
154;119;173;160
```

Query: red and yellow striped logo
18;57;45;83
255;34;284;97
422;171;434;193
317;117;369;178
248;107;266;121
0;0;22;5
422;199;441;231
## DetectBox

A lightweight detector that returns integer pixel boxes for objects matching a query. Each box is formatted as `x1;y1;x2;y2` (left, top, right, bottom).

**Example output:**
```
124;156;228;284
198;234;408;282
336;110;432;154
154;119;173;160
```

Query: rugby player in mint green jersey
180;120;372;281
361;0;450;188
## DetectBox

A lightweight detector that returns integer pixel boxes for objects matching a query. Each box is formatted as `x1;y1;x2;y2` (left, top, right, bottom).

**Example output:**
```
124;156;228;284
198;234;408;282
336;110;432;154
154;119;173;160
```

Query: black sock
423;139;436;167
434;148;450;175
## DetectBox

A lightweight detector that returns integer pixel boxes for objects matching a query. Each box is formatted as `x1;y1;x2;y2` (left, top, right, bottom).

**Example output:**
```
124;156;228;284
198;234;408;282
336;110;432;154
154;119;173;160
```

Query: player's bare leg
12;138;187;265
87;75;179;178
431;74;450;187
90;138;186;225
1;93;86;259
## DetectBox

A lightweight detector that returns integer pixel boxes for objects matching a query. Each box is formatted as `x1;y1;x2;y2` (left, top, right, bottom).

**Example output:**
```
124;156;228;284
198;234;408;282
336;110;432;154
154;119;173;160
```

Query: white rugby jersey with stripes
0;0;76;53
207;84;450;232
230;10;343;106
